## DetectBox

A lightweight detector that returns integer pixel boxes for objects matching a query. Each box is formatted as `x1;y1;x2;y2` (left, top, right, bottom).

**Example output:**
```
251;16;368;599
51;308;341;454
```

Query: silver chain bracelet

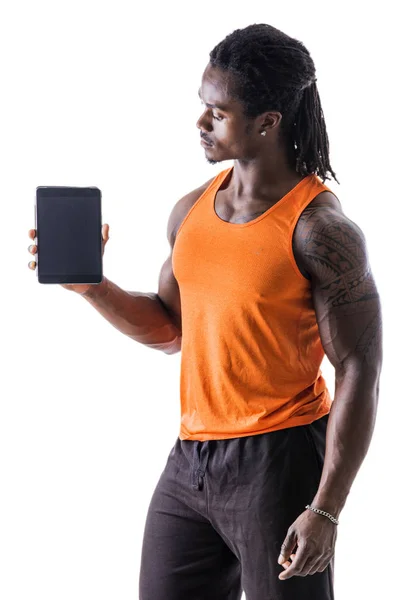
305;504;339;525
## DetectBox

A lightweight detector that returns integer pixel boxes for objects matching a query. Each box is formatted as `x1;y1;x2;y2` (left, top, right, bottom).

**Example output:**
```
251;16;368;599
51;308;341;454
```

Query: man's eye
200;100;222;121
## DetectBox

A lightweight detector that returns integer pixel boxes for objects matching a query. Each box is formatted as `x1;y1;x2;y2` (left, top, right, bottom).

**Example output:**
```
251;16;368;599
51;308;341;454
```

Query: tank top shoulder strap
175;167;233;240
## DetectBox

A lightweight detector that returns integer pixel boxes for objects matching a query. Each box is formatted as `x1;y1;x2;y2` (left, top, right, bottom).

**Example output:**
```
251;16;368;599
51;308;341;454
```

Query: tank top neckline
212;166;313;228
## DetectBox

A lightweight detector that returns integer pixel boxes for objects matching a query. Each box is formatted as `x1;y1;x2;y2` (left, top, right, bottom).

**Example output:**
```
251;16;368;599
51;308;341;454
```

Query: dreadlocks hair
209;23;339;185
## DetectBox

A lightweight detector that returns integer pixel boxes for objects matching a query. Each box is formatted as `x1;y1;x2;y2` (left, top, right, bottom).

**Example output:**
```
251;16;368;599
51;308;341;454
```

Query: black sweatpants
139;414;334;599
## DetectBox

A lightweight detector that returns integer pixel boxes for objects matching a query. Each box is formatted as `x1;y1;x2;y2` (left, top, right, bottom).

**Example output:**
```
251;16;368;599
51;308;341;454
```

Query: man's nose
196;110;212;132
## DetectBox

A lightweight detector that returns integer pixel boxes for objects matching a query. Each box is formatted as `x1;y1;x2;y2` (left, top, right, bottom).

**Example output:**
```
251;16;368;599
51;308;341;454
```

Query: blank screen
36;186;102;284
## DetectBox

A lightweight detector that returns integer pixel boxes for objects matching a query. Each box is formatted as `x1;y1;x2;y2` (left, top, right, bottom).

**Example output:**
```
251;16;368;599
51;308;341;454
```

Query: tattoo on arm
296;206;383;371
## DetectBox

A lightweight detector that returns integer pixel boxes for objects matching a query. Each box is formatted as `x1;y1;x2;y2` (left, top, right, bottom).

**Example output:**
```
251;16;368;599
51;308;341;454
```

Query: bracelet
305;504;339;525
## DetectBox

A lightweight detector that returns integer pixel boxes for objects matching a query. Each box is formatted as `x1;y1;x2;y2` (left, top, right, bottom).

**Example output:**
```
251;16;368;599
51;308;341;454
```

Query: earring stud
261;131;266;136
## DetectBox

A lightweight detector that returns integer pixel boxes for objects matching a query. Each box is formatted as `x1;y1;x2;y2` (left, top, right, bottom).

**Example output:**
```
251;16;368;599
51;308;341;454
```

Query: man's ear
260;111;282;132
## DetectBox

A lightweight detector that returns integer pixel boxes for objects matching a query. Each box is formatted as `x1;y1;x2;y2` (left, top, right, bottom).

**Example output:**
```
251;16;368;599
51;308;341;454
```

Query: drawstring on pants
191;441;210;490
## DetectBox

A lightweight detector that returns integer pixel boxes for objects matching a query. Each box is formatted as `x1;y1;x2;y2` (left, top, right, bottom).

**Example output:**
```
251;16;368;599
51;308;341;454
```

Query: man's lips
201;137;213;147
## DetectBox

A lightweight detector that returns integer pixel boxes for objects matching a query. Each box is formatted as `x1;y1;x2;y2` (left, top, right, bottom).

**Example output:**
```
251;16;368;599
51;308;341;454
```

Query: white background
1;1;398;598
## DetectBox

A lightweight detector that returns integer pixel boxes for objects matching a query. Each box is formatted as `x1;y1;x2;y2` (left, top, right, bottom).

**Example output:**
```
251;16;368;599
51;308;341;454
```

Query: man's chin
205;157;220;165
203;147;230;165
205;151;223;166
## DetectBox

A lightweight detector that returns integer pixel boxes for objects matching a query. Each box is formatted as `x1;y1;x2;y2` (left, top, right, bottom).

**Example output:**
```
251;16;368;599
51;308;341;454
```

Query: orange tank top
172;166;334;441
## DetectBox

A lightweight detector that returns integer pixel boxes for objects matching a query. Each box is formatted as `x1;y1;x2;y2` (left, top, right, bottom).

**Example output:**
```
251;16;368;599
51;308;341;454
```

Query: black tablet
35;186;103;284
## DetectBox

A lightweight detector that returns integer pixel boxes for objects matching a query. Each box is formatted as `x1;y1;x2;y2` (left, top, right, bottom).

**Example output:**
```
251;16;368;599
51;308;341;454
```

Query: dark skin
196;63;382;579
28;62;382;579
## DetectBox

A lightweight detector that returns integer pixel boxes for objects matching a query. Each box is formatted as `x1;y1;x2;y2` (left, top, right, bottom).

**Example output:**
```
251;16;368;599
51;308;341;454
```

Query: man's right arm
80;177;213;355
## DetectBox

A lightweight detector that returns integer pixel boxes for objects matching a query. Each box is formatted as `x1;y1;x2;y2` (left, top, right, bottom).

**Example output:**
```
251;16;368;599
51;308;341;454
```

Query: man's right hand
28;224;110;295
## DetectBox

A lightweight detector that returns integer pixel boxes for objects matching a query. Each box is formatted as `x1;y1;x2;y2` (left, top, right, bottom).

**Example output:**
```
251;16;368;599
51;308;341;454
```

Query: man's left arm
278;205;383;580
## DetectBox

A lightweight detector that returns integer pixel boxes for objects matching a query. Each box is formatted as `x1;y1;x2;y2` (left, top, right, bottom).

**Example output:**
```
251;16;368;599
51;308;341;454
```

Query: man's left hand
277;508;337;580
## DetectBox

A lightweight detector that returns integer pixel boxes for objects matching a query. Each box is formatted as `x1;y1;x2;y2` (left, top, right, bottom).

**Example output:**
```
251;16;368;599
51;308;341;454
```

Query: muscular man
28;23;382;600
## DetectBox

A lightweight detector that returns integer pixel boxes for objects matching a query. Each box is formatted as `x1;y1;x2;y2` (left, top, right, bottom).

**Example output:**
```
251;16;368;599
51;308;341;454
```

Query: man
28;23;382;600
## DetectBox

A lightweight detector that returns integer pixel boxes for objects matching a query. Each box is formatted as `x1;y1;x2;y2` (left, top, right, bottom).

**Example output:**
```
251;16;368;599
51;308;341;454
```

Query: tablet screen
36;186;102;284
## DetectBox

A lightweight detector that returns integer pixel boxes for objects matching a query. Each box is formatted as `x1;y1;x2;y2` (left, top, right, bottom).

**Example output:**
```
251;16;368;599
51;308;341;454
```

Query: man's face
196;63;269;165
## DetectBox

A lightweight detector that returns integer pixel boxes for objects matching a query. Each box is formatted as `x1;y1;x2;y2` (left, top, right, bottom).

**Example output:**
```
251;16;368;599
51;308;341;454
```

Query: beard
205;156;221;165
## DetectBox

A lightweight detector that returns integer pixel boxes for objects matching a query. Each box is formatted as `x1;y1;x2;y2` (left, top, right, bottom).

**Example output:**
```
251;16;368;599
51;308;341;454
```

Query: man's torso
170;173;342;280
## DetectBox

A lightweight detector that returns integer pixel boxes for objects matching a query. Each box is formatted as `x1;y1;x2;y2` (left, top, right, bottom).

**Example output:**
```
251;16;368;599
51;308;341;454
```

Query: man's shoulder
304;189;343;213
167;175;216;247
293;190;367;281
